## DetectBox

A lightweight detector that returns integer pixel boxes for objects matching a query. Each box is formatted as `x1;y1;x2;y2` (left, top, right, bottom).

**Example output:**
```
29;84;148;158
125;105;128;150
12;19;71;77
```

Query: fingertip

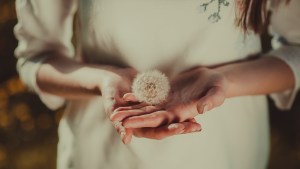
110;110;124;122
191;121;202;131
123;93;138;102
197;102;211;114
122;129;133;145
168;123;185;133
110;109;123;121
195;123;202;131
109;110;116;120
181;122;202;134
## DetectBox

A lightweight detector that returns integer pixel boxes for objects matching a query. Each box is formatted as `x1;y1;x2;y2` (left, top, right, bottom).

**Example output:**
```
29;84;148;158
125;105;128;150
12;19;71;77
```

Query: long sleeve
14;0;77;110
267;0;300;110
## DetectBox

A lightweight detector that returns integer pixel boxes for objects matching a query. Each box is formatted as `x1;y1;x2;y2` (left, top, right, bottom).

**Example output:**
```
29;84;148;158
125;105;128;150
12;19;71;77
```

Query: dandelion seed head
132;70;170;105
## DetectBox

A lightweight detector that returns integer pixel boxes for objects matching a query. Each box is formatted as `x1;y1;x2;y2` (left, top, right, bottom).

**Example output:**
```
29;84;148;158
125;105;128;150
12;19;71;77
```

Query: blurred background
0;1;299;169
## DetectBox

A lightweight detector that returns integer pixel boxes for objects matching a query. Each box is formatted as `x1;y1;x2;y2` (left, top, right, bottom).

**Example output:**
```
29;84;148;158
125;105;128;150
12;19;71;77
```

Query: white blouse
267;0;300;109
14;0;300;110
14;0;300;169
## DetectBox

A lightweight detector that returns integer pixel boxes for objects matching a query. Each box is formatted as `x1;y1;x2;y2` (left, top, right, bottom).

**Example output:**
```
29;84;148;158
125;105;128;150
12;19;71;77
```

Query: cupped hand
110;67;228;141
111;101;202;141
98;66;137;144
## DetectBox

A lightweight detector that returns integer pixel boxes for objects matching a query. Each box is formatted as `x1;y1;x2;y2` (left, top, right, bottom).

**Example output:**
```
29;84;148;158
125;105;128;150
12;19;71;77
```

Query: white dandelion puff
132;70;170;105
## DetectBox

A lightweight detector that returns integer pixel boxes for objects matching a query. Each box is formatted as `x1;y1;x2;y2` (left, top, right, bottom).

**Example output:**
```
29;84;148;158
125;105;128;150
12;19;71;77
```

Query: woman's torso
58;1;269;169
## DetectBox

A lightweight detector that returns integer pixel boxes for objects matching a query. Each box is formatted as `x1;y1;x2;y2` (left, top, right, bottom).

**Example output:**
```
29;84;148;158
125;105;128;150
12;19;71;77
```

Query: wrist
79;66;121;95
214;66;239;98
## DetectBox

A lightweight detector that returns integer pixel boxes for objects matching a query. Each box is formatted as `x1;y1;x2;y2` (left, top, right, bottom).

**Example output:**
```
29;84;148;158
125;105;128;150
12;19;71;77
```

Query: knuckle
166;111;177;122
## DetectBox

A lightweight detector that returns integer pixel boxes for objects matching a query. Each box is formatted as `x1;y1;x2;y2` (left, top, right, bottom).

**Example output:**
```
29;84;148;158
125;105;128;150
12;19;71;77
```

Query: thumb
123;93;138;102
196;86;225;114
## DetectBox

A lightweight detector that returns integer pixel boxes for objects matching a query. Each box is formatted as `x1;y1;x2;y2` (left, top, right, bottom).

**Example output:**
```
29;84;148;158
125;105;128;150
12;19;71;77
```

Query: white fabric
267;0;300;110
13;0;299;169
14;0;77;109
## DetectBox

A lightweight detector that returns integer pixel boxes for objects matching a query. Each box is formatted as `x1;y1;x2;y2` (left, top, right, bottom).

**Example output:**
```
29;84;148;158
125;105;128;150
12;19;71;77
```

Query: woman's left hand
110;67;229;141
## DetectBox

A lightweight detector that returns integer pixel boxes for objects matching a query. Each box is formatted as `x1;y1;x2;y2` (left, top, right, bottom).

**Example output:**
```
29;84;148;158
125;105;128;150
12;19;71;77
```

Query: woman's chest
79;0;260;74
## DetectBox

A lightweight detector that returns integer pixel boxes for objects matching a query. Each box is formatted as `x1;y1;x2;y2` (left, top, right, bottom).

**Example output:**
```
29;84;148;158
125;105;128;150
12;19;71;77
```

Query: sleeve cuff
17;55;66;110
267;45;300;110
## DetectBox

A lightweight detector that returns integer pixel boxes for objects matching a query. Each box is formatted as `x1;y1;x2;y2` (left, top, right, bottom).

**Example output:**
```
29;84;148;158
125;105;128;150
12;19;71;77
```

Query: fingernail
193;128;199;132
168;124;179;130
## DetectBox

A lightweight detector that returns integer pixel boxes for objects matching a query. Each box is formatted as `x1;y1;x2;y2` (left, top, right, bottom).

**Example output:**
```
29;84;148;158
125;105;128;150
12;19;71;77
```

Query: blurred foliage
0;1;299;169
0;0;17;82
0;77;63;169
268;96;300;169
0;1;60;169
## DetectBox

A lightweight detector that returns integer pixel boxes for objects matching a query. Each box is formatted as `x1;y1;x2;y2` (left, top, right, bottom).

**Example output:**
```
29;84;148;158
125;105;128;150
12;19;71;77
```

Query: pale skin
36;55;202;143
36;53;294;144
111;56;295;143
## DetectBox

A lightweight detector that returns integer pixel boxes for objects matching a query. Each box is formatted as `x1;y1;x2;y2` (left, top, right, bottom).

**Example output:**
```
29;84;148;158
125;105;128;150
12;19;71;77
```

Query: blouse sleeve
14;0;77;110
267;0;300;110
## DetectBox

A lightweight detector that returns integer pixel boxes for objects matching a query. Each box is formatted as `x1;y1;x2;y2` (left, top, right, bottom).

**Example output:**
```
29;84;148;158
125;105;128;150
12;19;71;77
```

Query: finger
112;121;125;134
110;105;160;121
187;118;197;123
123;93;138;102
180;121;202;134
123;111;175;128
112;121;133;144
133;123;185;140
112;102;148;112
122;128;133;144
196;86;225;114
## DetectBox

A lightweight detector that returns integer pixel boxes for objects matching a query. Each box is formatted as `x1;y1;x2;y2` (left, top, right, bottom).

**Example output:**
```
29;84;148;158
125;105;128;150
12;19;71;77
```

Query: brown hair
237;0;290;33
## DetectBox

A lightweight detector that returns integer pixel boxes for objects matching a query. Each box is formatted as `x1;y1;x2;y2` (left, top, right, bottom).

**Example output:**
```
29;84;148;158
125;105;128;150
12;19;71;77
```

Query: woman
14;0;299;169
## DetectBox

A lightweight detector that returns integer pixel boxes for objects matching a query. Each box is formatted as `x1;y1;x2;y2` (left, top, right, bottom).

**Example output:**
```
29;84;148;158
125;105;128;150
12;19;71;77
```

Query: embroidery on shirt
198;0;230;23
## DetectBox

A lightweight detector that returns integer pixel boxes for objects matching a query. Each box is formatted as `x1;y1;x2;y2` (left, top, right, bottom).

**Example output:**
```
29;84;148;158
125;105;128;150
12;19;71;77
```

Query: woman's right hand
36;56;137;143
95;66;138;144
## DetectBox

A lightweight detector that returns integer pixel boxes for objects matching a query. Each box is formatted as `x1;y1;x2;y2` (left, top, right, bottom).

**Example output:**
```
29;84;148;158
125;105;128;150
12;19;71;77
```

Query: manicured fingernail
168;124;179;130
